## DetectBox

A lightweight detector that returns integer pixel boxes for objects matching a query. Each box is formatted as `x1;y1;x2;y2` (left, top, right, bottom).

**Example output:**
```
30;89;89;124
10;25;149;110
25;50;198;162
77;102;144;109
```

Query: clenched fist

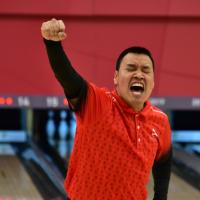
41;18;67;41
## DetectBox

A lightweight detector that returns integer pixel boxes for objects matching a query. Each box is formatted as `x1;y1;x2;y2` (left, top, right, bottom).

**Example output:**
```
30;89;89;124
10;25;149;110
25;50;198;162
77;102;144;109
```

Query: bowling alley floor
0;142;200;200
147;173;200;200
1;156;199;200
0;155;43;200
0;143;67;200
148;147;200;199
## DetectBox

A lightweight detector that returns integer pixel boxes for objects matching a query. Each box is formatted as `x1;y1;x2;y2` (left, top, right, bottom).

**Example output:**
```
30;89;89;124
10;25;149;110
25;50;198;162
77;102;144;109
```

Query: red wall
1;0;200;96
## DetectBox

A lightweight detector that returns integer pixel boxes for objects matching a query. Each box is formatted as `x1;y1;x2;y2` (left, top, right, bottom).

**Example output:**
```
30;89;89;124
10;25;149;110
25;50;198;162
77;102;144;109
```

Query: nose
133;71;144;80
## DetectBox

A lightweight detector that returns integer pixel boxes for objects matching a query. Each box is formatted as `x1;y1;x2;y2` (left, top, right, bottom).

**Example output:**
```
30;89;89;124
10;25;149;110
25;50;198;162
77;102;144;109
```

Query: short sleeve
155;117;172;161
75;82;111;124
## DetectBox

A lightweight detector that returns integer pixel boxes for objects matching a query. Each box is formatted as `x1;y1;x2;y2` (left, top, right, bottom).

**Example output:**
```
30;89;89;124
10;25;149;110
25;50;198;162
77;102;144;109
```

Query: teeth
131;83;144;88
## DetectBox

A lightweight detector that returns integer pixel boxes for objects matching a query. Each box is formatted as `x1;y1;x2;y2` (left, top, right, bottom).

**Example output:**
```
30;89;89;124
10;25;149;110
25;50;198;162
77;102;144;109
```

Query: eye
126;64;137;72
142;67;151;73
126;67;134;72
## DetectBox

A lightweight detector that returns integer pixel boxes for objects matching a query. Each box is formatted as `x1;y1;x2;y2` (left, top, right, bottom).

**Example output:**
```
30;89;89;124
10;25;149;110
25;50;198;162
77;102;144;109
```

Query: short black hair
115;46;154;71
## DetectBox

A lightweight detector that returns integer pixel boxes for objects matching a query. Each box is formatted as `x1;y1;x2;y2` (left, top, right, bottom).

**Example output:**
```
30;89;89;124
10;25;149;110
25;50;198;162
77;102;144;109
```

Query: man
41;18;172;200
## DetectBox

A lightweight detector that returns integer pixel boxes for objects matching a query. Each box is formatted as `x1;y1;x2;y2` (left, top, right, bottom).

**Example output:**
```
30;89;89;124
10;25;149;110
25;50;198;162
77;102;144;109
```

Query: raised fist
41;18;67;41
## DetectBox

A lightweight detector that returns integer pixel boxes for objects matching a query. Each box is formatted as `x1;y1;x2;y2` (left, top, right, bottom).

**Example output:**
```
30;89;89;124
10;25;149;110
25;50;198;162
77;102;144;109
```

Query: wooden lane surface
1;154;199;200
148;172;200;200
0;155;43;200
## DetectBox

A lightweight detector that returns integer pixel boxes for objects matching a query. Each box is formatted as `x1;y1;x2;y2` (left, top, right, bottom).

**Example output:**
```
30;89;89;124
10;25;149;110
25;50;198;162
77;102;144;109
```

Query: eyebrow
127;63;151;68
127;63;137;67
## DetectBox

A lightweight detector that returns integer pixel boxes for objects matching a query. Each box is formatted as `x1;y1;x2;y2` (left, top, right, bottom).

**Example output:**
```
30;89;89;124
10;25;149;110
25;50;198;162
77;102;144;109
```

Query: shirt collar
111;90;152;118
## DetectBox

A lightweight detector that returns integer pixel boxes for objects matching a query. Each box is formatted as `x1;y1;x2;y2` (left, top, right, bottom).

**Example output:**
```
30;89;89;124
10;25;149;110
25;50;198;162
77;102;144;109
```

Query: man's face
114;53;154;111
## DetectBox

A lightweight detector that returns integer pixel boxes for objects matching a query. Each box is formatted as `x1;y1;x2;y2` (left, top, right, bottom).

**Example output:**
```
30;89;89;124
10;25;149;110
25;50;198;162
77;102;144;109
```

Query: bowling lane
0;142;68;200
147;172;200;200
1;154;199;200
0;155;43;200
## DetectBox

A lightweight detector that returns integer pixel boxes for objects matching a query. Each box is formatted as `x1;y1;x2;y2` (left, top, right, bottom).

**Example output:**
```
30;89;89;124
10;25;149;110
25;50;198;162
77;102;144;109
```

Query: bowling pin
46;110;56;143
58;110;68;140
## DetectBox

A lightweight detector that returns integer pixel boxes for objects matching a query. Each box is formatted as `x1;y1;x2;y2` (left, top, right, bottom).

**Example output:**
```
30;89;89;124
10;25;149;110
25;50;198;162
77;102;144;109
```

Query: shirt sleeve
43;39;88;111
155;117;171;161
152;117;172;200
76;83;110;121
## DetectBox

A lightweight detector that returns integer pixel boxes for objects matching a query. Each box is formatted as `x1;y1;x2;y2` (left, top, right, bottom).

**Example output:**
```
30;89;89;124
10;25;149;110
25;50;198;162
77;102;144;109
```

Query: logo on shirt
152;128;159;138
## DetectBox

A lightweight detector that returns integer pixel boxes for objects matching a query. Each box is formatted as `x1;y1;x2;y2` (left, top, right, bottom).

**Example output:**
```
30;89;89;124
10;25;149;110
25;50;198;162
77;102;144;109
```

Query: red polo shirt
65;83;171;200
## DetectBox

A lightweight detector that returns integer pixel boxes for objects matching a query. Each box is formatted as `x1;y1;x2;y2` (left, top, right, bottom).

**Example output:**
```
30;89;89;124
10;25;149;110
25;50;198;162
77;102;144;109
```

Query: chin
131;98;146;106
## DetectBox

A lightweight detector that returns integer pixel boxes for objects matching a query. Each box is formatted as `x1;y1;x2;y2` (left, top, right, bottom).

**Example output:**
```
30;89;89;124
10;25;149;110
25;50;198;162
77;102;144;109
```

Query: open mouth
130;83;144;94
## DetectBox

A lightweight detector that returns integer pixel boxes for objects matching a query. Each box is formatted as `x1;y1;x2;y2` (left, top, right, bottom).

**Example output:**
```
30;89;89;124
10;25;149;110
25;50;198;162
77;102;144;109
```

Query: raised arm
41;18;88;111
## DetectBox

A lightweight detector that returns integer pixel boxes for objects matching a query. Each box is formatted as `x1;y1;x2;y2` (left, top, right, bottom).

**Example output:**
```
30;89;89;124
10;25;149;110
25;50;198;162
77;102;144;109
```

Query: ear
114;70;118;86
152;78;155;90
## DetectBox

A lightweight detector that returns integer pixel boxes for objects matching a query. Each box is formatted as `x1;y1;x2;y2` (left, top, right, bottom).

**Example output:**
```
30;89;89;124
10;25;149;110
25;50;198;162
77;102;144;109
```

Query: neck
131;103;145;112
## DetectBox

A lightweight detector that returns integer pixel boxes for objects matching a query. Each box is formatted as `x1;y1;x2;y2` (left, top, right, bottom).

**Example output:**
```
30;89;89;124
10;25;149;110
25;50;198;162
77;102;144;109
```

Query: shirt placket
135;114;141;148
